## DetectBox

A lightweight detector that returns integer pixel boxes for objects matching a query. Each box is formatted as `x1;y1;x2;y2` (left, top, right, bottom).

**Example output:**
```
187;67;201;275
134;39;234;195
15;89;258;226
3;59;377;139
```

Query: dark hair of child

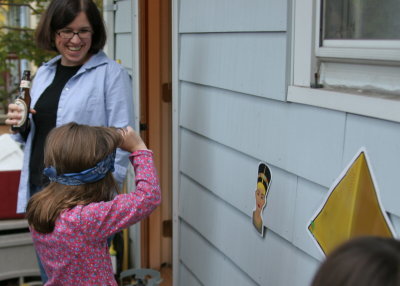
26;123;122;233
311;236;400;286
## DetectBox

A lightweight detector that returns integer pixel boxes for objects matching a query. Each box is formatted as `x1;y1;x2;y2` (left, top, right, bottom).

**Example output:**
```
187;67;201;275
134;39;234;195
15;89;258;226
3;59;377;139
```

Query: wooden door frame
138;0;172;270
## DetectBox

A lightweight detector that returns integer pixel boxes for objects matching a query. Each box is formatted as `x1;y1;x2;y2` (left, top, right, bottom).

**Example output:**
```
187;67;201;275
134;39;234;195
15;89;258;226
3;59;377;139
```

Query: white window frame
288;0;400;123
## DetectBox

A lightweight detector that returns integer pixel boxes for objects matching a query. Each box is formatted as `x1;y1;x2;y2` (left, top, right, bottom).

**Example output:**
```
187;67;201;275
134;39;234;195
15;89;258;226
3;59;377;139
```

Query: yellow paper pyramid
308;151;394;255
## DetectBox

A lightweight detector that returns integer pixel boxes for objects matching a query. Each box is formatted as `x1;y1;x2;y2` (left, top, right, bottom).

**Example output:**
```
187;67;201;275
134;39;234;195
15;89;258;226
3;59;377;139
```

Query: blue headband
43;151;116;186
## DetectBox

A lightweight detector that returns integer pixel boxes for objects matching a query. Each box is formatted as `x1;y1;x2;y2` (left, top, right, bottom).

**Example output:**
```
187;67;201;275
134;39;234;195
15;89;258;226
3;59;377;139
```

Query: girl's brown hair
26;122;122;234
35;0;107;53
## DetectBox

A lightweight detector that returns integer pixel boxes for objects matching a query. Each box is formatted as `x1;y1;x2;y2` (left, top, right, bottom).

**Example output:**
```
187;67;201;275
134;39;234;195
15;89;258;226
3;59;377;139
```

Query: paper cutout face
252;162;272;237
308;148;396;256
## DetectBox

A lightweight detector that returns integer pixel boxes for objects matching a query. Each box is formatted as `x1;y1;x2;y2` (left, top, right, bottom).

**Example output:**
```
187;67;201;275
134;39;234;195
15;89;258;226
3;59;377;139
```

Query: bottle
109;241;117;275
11;70;31;133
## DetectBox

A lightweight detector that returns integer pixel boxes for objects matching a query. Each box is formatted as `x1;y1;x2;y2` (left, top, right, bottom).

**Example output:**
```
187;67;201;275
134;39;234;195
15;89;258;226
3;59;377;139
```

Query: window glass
323;0;400;40
7;6;21;27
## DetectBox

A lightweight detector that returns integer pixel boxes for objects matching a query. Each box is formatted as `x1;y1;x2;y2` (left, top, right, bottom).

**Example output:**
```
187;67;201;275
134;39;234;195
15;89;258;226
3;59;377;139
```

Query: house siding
114;0;134;73
174;0;400;285
180;33;287;101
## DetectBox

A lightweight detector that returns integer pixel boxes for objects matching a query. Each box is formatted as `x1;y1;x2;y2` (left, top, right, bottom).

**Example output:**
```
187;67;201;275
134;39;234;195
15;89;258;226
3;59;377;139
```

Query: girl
26;123;161;285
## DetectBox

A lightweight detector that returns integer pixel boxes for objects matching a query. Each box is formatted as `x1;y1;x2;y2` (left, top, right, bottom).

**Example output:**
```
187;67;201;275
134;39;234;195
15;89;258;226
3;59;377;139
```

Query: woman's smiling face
55;12;92;66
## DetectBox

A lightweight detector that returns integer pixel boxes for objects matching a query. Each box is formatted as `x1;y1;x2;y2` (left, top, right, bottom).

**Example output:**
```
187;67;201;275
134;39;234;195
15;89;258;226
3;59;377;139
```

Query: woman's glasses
56;29;93;39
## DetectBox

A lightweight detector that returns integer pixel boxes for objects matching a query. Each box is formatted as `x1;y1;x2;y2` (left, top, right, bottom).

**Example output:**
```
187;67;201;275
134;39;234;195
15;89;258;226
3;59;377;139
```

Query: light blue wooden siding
293;178;329;260
114;0;133;72
343;115;400;216
392;215;400;235
180;33;287;101
175;0;400;285
180;82;346;187
115;0;132;33
180;129;298;241
180;222;257;286
179;0;287;32
175;0;319;284
179;264;202;286
179;176;319;286
115;34;133;71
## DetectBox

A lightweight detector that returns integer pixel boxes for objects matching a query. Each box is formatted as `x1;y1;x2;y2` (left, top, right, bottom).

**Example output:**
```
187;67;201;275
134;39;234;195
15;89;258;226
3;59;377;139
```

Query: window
288;0;400;123
7;6;21;27
322;0;400;41
317;0;400;60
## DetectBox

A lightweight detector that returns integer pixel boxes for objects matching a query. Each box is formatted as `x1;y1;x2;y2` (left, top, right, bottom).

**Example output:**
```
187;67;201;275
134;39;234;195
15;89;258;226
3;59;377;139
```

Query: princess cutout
252;162;272;237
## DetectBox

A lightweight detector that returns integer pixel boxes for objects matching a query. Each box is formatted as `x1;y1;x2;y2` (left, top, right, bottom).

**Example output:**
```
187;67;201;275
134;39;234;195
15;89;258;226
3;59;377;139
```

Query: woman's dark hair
35;0;107;53
311;236;400;286
26;123;122;234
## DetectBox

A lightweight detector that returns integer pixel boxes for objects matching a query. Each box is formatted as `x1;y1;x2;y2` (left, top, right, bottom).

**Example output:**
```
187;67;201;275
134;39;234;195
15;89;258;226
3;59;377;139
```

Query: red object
0;170;25;219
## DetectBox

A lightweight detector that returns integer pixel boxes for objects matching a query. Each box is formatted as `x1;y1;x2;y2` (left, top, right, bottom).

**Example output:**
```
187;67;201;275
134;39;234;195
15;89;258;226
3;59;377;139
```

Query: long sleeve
72;150;161;238
103;62;135;184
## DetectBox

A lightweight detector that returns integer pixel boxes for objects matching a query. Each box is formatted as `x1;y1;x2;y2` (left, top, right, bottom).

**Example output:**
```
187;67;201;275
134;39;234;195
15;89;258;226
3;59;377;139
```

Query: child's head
43;122;121;184
311;236;400;286
26;122;123;233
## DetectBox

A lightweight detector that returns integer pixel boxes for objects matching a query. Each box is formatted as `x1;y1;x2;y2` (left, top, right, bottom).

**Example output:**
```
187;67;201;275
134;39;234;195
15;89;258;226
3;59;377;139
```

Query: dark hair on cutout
311;236;400;286
35;0;107;53
26;122;123;234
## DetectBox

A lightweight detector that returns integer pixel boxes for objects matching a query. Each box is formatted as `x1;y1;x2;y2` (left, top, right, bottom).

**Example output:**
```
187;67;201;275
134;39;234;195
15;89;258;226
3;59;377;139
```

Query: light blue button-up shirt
15;51;134;213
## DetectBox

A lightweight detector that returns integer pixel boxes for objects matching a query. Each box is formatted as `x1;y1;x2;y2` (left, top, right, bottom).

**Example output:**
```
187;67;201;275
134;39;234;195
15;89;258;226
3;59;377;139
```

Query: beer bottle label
13;98;28;127
20;80;30;89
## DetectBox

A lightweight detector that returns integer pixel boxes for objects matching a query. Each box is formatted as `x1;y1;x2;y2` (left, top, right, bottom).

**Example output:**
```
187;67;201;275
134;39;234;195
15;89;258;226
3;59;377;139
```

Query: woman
5;0;134;281
6;0;134;211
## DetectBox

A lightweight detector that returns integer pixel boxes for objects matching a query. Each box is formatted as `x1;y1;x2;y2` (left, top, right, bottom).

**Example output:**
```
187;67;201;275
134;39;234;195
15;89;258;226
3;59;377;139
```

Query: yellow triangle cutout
308;148;395;256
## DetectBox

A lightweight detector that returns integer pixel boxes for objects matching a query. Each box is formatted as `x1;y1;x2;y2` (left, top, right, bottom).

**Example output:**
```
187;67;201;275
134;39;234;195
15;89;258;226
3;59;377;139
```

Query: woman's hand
5;103;23;129
5;103;35;132
118;126;148;153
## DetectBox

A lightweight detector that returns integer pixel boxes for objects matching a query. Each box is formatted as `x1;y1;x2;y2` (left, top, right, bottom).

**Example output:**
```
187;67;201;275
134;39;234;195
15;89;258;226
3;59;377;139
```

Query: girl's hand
118;126;148;153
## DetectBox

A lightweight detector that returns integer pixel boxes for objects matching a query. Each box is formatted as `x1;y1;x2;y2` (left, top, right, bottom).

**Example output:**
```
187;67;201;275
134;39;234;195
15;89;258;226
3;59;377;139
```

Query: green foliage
0;26;54;65
0;1;55;112
0;26;55;110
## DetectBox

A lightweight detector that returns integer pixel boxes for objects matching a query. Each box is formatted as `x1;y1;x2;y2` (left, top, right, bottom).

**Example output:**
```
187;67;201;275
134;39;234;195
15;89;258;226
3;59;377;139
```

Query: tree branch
0;25;33;32
0;2;40;14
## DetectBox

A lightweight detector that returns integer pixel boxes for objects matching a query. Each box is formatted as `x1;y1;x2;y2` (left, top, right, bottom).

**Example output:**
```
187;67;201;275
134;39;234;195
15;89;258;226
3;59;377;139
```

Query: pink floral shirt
30;150;161;285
